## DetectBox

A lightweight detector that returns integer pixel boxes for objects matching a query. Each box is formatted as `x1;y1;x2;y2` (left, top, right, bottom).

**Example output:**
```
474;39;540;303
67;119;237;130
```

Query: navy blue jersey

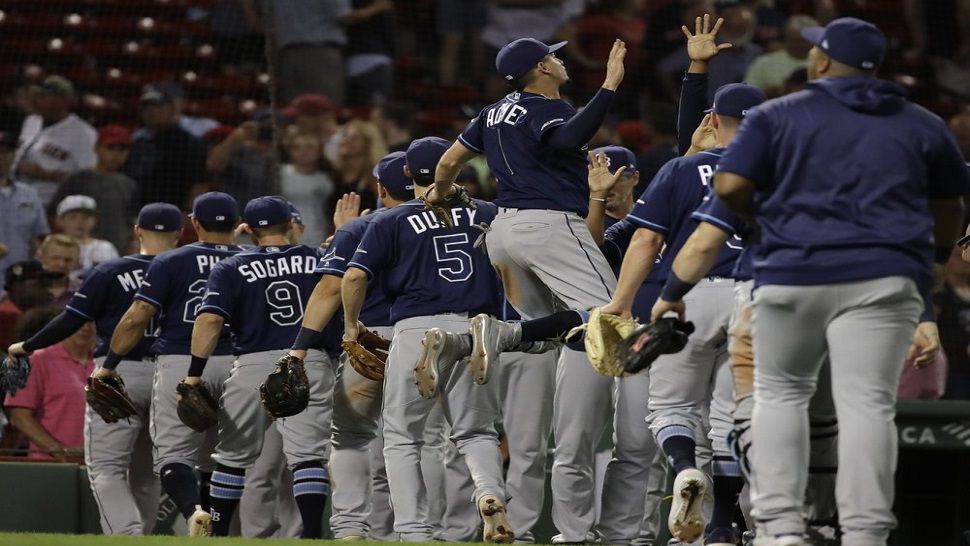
134;242;240;356
718;76;970;290
628;149;740;279
459;92;589;216
200;245;343;355
349;199;502;323
316;211;393;327
692;194;752;281
66;254;157;359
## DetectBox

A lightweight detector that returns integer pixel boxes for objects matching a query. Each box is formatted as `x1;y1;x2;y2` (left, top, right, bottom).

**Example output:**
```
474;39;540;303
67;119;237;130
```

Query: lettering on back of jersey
196;254;225;273
698;165;714;187
116;269;145;293
239;255;319;283
406;208;478;234
486;103;527;128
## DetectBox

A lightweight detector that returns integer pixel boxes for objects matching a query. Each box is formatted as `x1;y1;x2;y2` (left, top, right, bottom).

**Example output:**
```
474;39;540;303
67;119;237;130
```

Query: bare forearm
612;230;663;308
433;143;475;199
206;138;239;172
9;409;64;452
671;224;730;283
301;275;343;332
108;301;154;356
189;313;224;360
586;200;607;246
341;269;369;329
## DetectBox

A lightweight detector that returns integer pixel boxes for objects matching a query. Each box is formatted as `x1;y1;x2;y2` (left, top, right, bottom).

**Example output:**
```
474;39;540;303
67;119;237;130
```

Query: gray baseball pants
330;326;394;539
213;349;335;469
382;314;505;542
239;425;302;538
486;208;618;541
85;358;159;535
750;276;922;545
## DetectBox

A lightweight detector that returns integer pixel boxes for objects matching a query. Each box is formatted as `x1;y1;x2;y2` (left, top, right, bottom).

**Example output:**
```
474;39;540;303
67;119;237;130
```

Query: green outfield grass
0;534;320;546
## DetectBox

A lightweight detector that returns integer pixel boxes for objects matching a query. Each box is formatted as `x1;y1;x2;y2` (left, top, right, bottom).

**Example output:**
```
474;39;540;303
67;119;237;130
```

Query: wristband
187;355;209;377
590;197;606;203
292;326;321;351
660;272;697;302
935;245;952;264
919;285;936;323
102;351;123;370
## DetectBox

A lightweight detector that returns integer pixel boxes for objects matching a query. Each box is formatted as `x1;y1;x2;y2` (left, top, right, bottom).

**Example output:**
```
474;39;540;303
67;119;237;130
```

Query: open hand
333;192;362;230
907;321;940;368
602;39;627;91
650;299;686;323
683;14;733;63
587;151;626;196
688;113;717;154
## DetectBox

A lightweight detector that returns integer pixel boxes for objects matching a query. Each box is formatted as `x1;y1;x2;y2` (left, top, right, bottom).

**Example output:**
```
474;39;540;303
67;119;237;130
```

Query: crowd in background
0;0;969;460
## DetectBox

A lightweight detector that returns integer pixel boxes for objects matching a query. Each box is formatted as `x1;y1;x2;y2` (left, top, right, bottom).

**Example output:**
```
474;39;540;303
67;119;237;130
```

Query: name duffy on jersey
407;207;479;234
238;250;319;283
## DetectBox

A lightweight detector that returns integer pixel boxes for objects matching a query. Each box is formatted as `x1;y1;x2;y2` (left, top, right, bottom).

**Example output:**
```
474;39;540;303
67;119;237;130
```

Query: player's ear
710;113;720;129
403;164;413;178
377;183;389;199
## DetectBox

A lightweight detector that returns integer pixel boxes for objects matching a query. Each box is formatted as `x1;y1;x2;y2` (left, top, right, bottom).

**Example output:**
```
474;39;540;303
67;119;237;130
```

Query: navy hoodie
717;75;970;292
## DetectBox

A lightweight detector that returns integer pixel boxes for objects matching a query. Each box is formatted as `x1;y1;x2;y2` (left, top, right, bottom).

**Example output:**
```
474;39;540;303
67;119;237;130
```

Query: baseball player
182;195;341;539
597;82;766;545
429;37;628;542
7;203;182;535
713;18;970;546
285;152;411;540
341;136;515;542
95;192;247;536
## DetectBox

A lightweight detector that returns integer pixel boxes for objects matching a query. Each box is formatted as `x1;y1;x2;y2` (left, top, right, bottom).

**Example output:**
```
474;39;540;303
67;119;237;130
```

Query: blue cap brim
548;41;568;54
800;26;825;46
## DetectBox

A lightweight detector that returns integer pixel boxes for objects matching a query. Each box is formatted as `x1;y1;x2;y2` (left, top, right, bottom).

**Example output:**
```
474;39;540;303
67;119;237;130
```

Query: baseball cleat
469;314;515;385
415;328;468;399
188;509;213;537
336;535;367;541
668;468;711;543
705;525;739;546
478;494;515;543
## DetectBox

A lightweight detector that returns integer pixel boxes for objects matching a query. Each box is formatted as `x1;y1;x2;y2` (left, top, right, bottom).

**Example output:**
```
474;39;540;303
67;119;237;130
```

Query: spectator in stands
138;83;219;140
345;0;396;105
899;292;949;400
209;0;266;69
281;133;335;245
371;102;415;153
635;102;679;195
331;119;385;216
49;125;137;255
658;1;763;103
642;0;715;62
5;306;95;460
37;234;80;300
13;76;97;206
950;111;970;160
124;89;207;211
0;130;49;278
207;110;279;207
744;15;816;96
272;0;352;104
0;79;28;137
437;0;487;85
283;94;343;163
54;195;118;271
0;261;59;352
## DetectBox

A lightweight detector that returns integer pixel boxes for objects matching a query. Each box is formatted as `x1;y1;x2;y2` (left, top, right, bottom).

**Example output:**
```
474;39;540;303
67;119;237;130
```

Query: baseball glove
259;354;310;418
568;308;640;377
342;328;392;382
420;185;476;229
620;318;696;374
0;355;31;398
176;380;219;432
85;375;138;424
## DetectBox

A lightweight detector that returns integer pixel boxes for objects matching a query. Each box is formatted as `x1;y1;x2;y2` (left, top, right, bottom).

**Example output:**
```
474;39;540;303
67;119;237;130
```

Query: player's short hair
381;184;414;202
252;222;290;238
196;219;236;234
39;233;80;254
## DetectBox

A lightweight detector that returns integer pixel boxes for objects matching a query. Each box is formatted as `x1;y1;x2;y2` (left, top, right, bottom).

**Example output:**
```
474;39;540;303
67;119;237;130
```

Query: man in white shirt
14;76;97;206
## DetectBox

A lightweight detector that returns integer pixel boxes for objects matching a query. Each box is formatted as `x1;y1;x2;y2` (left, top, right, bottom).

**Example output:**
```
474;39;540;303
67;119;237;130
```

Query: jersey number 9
266;280;304;326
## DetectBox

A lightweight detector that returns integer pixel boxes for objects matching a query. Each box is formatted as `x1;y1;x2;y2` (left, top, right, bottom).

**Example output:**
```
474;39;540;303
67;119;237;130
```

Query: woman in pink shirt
5;309;95;460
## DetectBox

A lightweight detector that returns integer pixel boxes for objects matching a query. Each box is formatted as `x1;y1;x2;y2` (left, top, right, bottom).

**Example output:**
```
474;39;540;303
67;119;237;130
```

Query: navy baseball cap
374;151;414;196
191;191;239;223
801;17;886;71
288;201;303;225
137;202;183;232
496;38;567;82
244;196;291;227
706;83;767;119
592;146;637;175
406;137;451;179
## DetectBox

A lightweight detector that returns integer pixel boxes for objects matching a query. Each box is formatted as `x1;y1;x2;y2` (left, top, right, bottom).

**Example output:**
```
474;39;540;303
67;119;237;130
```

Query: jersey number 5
266;280;304;326
433;234;474;283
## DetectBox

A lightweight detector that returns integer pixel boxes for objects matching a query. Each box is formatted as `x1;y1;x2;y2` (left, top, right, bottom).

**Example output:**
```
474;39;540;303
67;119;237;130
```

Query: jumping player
7;203;182;535
183;195;341;539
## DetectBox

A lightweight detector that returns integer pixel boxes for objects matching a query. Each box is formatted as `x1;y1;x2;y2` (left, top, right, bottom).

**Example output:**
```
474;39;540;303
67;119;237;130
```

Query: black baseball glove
259;354;310;418
86;374;138;424
176;380;219;432
0;355;31;398
620;318;696;374
419;185;476;228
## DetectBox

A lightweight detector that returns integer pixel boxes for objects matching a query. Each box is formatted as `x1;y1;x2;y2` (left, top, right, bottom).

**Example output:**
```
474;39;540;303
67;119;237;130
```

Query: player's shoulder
339;209;387;235
93;253;153;275
471;199;498;214
383;200;425;221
